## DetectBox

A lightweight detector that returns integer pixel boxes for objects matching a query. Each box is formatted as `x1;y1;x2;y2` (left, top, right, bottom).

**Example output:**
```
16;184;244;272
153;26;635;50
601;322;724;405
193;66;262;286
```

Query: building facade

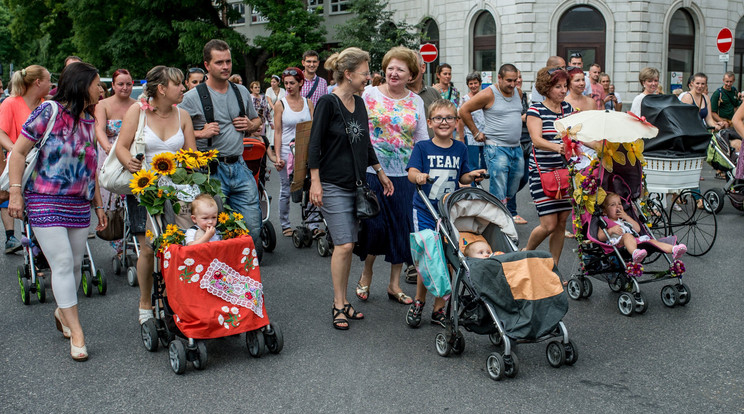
232;0;744;99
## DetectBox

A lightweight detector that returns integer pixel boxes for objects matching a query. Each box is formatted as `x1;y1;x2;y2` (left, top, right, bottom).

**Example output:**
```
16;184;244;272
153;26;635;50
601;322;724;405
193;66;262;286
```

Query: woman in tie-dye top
356;46;428;307
8;62;107;362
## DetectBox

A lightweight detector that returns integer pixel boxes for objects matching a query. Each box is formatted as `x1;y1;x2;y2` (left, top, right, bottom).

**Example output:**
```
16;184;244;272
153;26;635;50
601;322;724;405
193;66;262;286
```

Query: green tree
334;0;422;72
251;0;326;78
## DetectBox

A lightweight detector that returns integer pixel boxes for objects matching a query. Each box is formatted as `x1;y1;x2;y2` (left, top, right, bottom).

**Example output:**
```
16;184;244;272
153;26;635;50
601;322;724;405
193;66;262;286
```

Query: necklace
496;84;514;102
151;106;174;118
543;99;562;114
384;84;408;100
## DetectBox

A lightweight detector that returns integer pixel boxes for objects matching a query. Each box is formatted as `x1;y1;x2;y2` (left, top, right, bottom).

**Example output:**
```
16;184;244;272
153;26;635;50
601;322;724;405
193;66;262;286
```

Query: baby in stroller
185;194;222;245
598;192;686;263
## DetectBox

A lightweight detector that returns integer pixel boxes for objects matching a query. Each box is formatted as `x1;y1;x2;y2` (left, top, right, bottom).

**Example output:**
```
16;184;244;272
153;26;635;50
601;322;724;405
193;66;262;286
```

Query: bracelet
95;206;104;210
9;184;21;188
375;166;383;174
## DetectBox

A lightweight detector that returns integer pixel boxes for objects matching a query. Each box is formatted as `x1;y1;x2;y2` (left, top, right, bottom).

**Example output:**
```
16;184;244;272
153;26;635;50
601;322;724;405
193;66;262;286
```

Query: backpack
195;82;246;147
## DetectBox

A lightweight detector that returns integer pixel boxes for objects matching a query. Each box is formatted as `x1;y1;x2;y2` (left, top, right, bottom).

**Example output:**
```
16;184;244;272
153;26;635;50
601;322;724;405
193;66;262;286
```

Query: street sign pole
717;27;733;75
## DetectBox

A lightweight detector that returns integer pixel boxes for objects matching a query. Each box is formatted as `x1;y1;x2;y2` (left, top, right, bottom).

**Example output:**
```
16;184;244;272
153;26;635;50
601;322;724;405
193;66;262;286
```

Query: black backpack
195;82;246;146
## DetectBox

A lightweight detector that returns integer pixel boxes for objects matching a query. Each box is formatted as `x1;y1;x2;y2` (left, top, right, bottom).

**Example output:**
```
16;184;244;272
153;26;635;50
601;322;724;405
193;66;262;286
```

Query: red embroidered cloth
161;236;269;339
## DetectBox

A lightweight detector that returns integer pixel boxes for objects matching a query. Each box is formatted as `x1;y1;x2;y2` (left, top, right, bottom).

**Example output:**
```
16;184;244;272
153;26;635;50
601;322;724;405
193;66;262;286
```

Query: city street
1;165;742;413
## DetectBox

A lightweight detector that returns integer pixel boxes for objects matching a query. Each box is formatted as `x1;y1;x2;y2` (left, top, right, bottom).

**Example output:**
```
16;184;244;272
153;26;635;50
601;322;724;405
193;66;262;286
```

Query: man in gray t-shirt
179;39;264;258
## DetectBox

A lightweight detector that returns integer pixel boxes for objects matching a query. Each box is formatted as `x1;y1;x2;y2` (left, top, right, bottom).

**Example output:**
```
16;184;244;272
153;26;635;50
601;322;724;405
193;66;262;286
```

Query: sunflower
233;212;243;221
130;170;158;194
151;153;177;175
145;230;154;240
176;149;202;169
165;224;180;236
218;212;230;224
203;149;219;161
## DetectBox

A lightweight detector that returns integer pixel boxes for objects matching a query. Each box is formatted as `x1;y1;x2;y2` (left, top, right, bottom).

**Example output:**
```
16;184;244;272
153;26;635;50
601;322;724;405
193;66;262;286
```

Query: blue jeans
506;144;531;216
467;145;486;170
484;145;524;202
216;159;262;250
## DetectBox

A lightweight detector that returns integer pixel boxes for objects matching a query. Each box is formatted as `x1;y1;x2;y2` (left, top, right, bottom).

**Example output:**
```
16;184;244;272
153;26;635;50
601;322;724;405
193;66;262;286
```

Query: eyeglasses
355;71;371;77
430;116;458;124
282;69;299;76
569;52;583;58
188;68;205;74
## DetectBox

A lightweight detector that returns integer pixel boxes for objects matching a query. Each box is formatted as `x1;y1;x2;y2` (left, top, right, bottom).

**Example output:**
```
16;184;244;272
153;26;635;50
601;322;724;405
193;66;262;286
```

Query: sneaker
406;300;424;328
431;308;446;327
404;264;417;284
5;236;22;254
672;244;687;260
631;248;647;263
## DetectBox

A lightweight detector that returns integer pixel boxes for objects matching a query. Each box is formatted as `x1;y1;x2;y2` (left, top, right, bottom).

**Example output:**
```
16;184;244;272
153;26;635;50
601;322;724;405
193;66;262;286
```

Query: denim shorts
483;145;524;202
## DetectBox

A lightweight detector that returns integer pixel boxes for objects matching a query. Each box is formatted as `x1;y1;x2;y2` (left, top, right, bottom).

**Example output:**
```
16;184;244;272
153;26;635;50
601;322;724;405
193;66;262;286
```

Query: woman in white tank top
273;68;314;235
114;66;197;326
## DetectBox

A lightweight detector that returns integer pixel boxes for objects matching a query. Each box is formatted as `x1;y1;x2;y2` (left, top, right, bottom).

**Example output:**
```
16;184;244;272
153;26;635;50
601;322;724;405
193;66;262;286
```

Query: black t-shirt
308;94;379;190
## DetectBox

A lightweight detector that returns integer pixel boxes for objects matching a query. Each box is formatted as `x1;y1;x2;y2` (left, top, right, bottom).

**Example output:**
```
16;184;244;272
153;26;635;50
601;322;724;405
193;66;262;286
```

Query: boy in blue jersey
405;99;486;327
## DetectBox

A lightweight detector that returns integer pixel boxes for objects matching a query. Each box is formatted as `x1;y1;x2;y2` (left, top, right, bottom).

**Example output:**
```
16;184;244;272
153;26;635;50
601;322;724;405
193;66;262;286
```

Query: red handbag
533;146;570;200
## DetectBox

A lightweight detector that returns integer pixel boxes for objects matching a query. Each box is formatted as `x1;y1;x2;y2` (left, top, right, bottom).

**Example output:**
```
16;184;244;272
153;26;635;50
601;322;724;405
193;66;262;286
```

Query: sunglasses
569;52;583;58
548;67;566;75
283;69;299;76
188;68;205;74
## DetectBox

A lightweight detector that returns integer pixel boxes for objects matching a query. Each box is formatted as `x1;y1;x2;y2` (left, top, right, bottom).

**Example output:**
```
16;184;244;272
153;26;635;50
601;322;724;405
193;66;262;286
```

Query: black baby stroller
703;128;744;213
415;185;575;381
102;197;141;287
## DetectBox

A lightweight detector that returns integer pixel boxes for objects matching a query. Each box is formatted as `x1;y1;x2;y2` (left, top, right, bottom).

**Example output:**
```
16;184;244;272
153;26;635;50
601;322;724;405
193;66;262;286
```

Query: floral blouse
21;101;97;200
362;86;429;177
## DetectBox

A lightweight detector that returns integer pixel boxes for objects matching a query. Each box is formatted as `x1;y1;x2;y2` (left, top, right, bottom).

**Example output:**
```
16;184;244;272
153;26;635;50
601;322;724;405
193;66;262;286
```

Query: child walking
184;194;222;246
406;99;486;327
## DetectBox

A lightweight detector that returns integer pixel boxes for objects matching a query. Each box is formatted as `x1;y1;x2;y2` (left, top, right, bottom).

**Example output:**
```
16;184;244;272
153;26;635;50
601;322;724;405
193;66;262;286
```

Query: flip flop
564;230;576;239
282;228;293;237
512;215;528;225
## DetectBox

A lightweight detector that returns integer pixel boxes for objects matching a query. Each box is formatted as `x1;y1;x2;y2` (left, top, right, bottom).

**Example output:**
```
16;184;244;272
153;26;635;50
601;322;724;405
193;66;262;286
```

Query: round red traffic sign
717;28;733;54
420;43;438;64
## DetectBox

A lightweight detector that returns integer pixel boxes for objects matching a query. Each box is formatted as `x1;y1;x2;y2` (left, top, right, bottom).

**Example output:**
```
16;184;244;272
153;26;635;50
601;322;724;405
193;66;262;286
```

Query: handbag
331;95;380;219
532;146;570;199
410;223;451;298
96;195;125;241
0;102;59;191
98;103;146;195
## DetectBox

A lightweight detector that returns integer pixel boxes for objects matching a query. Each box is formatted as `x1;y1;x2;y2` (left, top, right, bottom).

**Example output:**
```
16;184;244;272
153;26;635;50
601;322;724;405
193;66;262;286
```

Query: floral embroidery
240;247;259;272
200;259;264;317
217;306;242;329
178;257;201;283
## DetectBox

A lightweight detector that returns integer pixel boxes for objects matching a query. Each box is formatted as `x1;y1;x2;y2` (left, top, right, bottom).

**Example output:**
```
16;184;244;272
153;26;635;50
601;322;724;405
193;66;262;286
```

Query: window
557;6;606;71
421;19;440;85
229;2;245;25
330;0;349;14
308;0;323;11
734;16;744;91
472;12;496;72
667;9;695;91
251;6;268;24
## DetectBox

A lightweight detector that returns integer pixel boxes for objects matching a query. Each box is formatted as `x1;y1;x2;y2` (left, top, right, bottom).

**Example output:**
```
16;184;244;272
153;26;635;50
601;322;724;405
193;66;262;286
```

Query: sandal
54;308;71;339
715;171;727;180
355;282;370;301
387;291;413;305
343;303;364;320
431;308;446;327
564;230;575;239
138;308;153;325
332;306;349;330
513;215;528;225
312;228;326;238
282;228;293;237
406;300;424;328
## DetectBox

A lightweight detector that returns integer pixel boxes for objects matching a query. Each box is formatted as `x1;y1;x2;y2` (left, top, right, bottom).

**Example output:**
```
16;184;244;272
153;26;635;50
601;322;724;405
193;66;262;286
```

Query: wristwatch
375;166;383;174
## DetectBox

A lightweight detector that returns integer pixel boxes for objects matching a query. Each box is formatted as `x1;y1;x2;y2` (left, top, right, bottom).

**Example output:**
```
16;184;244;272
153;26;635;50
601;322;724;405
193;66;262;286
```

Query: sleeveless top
693;94;708;121
279;97;311;160
482;84;523;147
143;109;185;165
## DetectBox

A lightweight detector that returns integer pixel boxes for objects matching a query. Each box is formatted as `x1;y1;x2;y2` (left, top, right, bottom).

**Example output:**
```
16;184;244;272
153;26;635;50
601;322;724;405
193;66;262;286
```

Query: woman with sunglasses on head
265;75;286;145
185;67;206;91
273;68;314;237
564;66;596;112
523;67;573;266
308;47;391;330
7;62;108;361
250;81;272;137
358;46;428;312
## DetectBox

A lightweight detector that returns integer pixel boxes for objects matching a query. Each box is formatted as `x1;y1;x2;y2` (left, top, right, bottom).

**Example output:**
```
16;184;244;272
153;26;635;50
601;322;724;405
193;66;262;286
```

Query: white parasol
554;110;659;143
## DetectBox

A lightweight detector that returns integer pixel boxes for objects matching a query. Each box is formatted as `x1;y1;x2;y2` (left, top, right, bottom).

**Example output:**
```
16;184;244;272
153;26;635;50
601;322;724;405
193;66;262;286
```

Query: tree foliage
334;0;422;72
251;0;327;78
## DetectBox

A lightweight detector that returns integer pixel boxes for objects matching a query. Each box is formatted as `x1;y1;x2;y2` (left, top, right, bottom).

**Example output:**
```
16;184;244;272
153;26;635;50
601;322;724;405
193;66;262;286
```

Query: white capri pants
33;226;88;308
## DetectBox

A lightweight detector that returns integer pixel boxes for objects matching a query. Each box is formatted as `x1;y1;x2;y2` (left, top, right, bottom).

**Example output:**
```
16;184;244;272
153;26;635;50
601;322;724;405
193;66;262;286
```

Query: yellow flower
203;149;219;161
233;212;243;221
599;141;626;173
176;149;202;169
157;189;164;198
165;224;180;236
151;153;177;175
130;169;157;194
623;140;645;166
218;212;230;224
146;230;154;240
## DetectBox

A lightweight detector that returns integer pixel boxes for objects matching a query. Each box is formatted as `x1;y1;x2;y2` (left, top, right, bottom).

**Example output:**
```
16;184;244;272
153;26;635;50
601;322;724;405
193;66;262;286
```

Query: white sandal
138;308;153;324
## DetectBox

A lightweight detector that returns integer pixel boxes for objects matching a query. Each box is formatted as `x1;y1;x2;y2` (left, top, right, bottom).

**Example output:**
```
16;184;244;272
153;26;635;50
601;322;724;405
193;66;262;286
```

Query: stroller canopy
641;95;710;158
440;188;518;252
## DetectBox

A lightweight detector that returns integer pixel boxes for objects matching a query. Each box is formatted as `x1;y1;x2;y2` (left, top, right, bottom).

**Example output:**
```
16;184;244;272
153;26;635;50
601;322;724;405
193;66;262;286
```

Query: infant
184;194;222;246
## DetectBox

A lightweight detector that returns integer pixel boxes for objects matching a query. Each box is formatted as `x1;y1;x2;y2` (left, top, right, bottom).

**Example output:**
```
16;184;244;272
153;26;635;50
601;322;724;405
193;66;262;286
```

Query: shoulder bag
0;101;59;191
98;103;146;195
331;95;380;219
532;104;570;200
95;194;125;241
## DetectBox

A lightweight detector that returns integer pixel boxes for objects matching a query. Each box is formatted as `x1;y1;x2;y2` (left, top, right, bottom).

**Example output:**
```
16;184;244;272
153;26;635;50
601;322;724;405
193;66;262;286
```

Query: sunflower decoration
176;149;203;169
218;212;230;224
599;141;626;173
216;211;250;240
151;153;177;176
622;139;645;166
130;169;158;194
151;225;185;253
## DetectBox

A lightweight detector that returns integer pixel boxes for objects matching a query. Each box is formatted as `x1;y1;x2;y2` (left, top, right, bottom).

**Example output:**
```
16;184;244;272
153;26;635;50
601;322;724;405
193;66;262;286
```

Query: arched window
557;6;606;71
667;9;695;91
735;16;744;91
472;12;496;72
421;18;440;85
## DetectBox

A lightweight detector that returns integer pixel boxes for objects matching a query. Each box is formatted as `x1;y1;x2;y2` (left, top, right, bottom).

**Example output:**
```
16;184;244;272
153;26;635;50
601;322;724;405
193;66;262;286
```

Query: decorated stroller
556;110;692;316
415;184;575;381
703;128;744;213
242;135;277;253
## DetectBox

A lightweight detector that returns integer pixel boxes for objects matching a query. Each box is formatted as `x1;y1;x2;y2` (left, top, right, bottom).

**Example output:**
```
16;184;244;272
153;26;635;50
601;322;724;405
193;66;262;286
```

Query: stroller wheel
168;340;187;375
97;269;107;295
263;323;284;354
434;332;452;357
660;285;679;308
81;270;92;297
126;254;138;268
566;278;583;300
581;278;593;298
36;275;46;303
18;266;30;306
141;319;159;352
127;266;138;287
192;341;208;370
112;256;122;275
703;188;726;214
503;352;519;378
291;229;304;249
486;352;505;381
546;341;566;368
246;329;265;358
608;274;625;292
676;283;691;306
452;331;465;355
261;221;277;253
634;292;647;314
564;340;579;366
488;332;503;347
617;292;636;316
317;237;331;257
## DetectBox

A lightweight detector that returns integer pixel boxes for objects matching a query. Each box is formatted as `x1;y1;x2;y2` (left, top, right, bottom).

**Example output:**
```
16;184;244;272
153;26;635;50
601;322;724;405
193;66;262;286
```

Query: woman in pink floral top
356;46;428;306
8;62;107;362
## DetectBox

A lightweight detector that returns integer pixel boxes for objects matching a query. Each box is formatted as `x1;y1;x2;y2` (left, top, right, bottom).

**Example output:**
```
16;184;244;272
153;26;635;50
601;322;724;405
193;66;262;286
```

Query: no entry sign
717;28;733;54
420;43;438;64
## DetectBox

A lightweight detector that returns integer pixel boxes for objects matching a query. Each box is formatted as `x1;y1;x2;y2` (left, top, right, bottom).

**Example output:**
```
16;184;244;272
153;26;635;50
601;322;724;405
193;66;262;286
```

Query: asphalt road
1;165;742;413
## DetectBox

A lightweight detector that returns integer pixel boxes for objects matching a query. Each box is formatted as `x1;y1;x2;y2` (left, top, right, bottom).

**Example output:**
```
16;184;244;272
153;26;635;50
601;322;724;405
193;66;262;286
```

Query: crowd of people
2;39;743;358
